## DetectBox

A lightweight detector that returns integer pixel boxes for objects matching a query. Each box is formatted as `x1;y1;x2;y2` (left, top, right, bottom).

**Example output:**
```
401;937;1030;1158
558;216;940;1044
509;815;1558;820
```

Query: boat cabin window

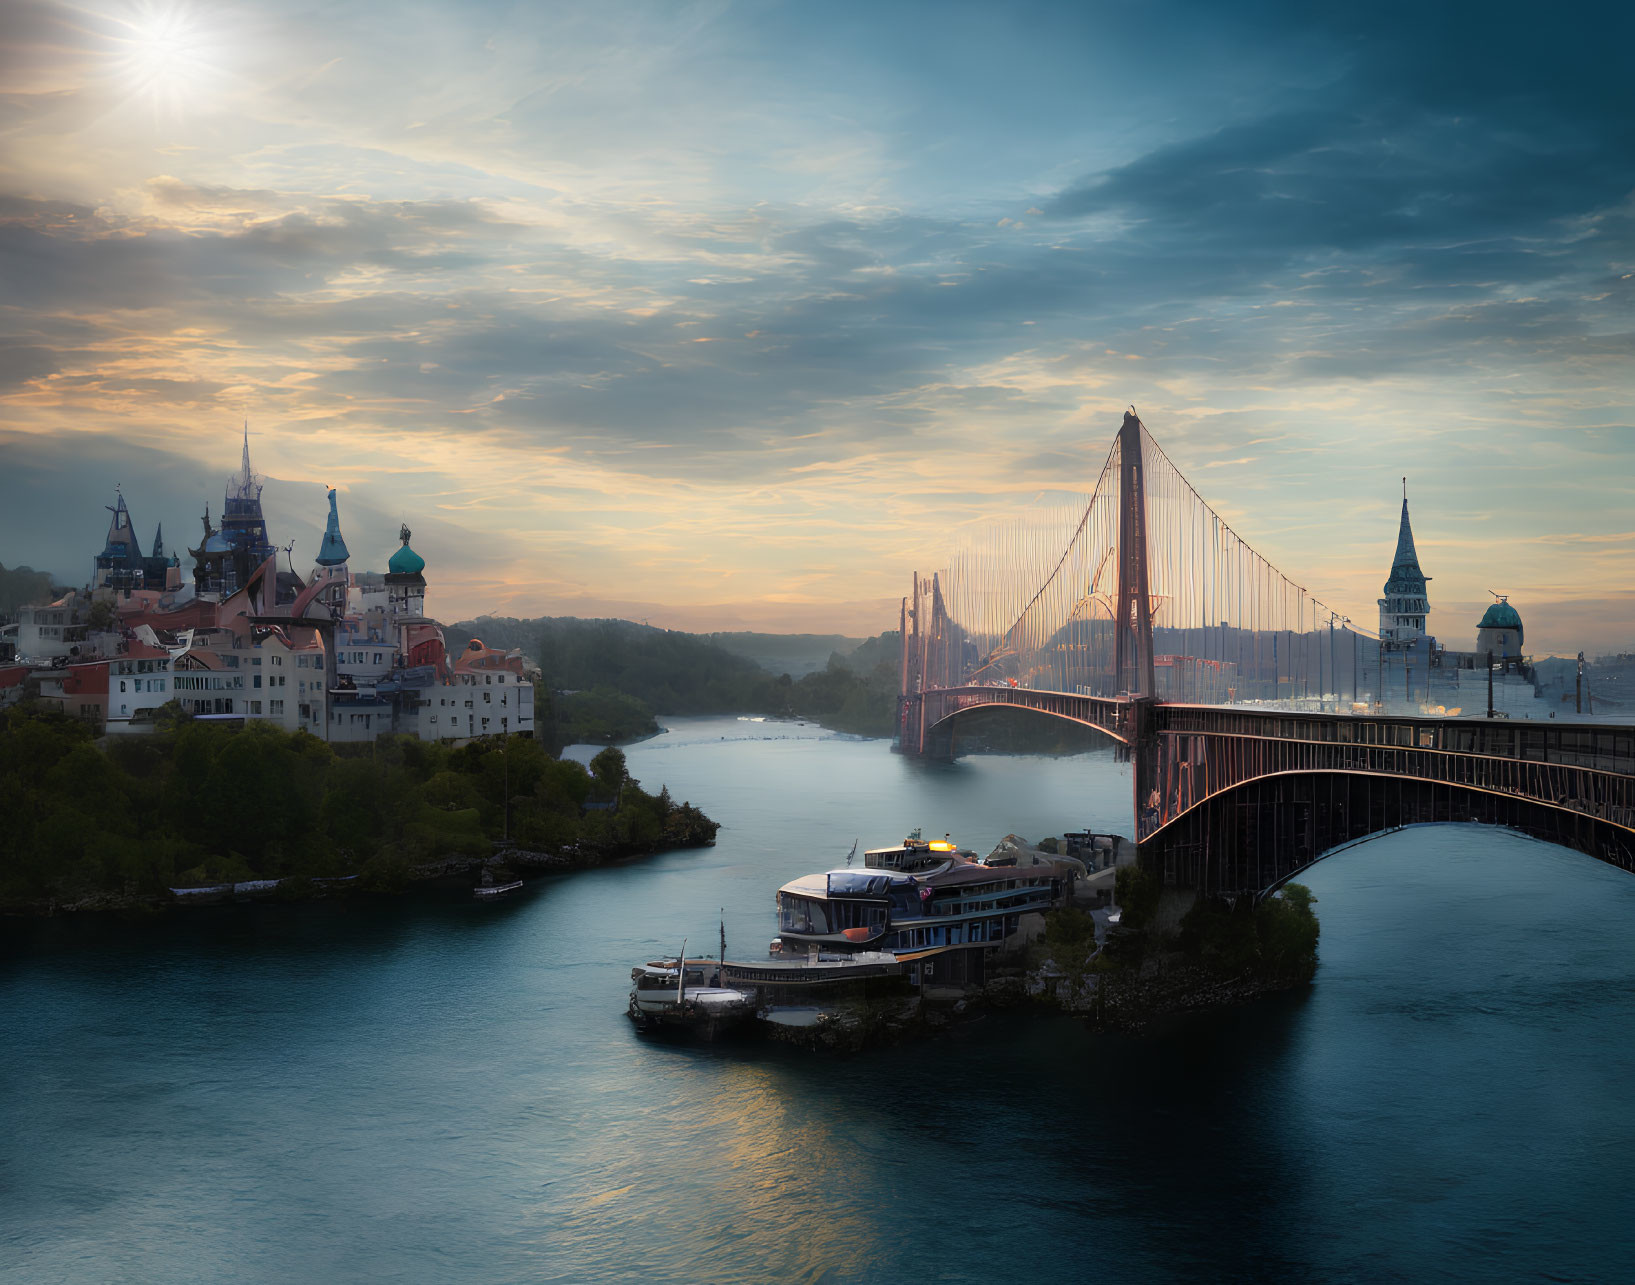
778;895;831;935
637;969;705;990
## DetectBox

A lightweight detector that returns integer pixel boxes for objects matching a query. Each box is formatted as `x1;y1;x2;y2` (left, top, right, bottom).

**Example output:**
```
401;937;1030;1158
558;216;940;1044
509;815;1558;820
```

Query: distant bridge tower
1113;410;1156;700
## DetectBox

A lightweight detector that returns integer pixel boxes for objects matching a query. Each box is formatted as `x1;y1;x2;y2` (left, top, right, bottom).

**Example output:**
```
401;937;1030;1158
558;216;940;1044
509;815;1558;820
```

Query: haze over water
6;717;1635;1282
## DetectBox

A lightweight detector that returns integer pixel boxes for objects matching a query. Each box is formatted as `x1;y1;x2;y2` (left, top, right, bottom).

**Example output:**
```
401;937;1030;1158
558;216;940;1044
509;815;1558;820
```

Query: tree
1114;862;1162;931
87;598;117;630
589;746;626;790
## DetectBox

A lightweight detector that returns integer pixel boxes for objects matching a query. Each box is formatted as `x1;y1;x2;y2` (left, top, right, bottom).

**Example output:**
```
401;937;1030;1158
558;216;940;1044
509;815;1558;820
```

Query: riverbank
5;819;721;918
0;705;719;918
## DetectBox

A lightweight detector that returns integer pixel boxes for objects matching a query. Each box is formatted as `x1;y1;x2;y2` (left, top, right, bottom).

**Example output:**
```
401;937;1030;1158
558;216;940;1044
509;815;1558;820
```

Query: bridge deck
908;686;1635;895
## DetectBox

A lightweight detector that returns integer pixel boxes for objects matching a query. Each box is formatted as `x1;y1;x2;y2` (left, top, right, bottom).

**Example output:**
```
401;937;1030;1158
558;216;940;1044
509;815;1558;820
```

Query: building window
251;701;262;714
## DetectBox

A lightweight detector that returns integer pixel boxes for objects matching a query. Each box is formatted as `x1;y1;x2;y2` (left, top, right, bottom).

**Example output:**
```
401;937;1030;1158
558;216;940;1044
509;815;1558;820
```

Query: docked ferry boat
626;831;1081;1035
772;831;1078;982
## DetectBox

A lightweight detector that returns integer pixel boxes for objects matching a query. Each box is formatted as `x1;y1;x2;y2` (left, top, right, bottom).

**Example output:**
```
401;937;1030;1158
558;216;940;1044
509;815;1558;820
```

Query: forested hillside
445;616;902;742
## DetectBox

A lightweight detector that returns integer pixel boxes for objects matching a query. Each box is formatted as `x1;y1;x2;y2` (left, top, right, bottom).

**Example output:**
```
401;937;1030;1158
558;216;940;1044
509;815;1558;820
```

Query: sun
112;2;224;115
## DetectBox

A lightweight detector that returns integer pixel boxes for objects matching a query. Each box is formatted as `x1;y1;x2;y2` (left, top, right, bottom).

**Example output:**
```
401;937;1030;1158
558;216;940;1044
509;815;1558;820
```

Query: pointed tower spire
1392;485;1420;572
1379;478;1430;649
151;523;165;560
315;488;351;567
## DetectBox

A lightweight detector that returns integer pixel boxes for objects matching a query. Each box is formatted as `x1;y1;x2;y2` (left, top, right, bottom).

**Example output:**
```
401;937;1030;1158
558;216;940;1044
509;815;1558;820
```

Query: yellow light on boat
929;841;955;851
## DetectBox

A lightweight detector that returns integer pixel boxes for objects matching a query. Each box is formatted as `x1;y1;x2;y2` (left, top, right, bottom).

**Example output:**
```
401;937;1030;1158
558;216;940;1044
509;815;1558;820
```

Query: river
5;714;1635;1282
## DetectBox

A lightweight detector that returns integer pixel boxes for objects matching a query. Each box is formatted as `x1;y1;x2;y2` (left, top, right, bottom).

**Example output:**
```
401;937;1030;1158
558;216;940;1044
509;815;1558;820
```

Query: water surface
5;715;1634;1282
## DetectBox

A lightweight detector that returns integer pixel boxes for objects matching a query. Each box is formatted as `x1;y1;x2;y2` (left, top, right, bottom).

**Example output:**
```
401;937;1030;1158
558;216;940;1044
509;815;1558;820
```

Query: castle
1;429;532;742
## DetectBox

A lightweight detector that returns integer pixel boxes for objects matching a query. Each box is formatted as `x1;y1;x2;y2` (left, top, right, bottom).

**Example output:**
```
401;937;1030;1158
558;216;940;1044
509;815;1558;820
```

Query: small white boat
628;959;756;1038
474;879;524;899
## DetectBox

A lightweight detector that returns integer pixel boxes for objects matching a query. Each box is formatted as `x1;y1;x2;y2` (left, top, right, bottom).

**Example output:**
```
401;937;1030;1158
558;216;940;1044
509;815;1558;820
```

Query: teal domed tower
1476;595;1524;661
385;523;427;619
388;524;425;577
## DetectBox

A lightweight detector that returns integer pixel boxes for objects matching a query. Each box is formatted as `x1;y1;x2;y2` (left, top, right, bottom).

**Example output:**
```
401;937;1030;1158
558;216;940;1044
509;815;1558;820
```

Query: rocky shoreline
726;958;1312;1053
708;880;1321;1052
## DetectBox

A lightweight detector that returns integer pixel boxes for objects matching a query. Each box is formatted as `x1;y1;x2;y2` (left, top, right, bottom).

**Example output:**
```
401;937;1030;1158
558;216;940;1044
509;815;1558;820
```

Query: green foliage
1114;862;1162;931
1037;836;1060;854
551;687;660;745
1042;906;1100;976
1176;883;1320;980
589;746;627;789
448;616;905;740
0;705;719;909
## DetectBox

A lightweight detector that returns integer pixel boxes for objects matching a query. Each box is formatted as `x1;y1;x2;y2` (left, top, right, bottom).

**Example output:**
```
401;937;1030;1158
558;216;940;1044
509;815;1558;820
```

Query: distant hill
445;615;902;743
833;631;899;675
446;616;772;709
704;631;864;678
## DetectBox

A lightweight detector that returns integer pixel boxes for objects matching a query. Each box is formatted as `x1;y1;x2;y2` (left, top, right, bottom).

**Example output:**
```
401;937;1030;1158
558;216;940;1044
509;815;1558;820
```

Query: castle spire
315;488;351;567
1392;486;1421;574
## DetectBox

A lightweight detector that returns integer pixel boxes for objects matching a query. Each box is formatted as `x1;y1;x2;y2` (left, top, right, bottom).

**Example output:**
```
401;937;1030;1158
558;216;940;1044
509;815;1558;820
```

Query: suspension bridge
898;412;1635;897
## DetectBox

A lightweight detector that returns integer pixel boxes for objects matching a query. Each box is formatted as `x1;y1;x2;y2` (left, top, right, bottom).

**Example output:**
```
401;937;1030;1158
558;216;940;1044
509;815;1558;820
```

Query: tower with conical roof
315;490;351;568
1377;479;1431;648
94;489;143;592
193;424;278;597
93;487;177;594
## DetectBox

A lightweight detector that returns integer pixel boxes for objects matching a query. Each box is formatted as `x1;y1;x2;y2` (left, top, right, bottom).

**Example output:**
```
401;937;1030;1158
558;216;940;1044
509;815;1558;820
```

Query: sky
1;0;1632;652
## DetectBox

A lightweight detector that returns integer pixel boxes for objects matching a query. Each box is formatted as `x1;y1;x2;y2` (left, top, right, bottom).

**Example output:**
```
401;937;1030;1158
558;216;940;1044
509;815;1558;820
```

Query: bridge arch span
1142;767;1635;898
911;685;1129;758
920;697;1129;758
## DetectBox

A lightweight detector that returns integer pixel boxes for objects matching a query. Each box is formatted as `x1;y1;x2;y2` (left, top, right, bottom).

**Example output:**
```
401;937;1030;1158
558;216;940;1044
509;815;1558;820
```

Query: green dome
389;523;425;576
1478;601;1521;630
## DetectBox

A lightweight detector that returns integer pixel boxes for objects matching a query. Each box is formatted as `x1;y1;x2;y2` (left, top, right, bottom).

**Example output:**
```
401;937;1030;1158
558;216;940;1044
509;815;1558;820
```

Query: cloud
0;1;1632;642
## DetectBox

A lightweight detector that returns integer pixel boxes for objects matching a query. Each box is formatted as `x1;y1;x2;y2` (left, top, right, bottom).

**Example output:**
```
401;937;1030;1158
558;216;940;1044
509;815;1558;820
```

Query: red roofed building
61;661;109;727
